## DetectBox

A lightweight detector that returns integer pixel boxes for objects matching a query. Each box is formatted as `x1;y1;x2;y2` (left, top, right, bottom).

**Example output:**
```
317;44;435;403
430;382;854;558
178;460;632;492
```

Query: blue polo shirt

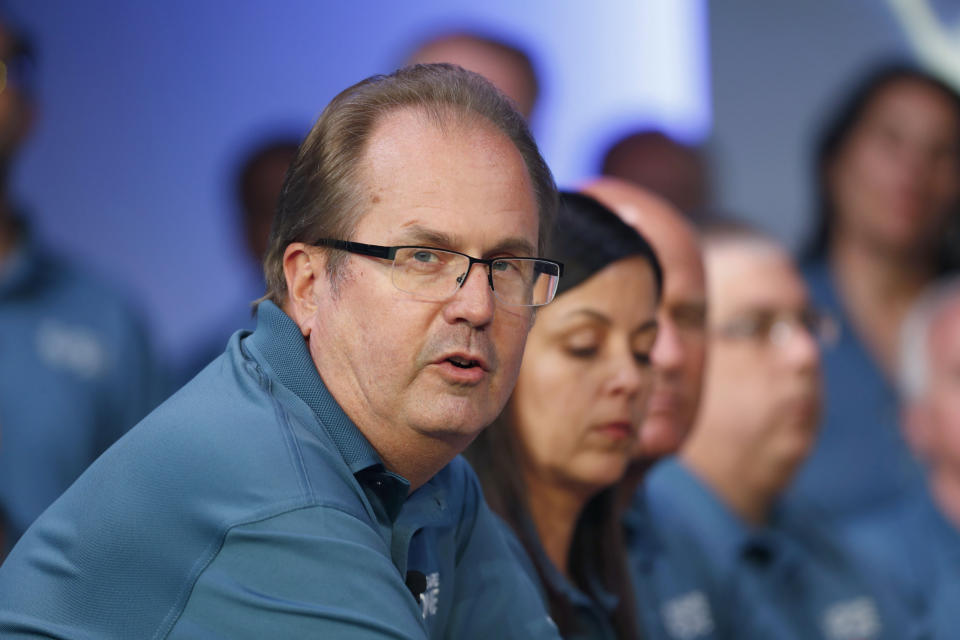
497;515;616;640
844;487;960;640
0;301;558;639
625;490;720;640
786;259;924;522
0;226;165;552
637;458;910;640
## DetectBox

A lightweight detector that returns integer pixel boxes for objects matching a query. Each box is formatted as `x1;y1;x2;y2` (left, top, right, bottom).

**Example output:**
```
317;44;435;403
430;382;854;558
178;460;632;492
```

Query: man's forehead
355;107;539;250
392;222;537;256
707;243;807;315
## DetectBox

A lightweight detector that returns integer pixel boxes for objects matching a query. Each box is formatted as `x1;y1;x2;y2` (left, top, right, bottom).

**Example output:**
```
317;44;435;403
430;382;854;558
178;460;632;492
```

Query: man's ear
282;242;325;337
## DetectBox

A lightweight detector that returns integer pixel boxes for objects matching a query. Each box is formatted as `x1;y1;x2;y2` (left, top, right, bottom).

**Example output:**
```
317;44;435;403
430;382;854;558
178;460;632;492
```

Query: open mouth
447;356;480;369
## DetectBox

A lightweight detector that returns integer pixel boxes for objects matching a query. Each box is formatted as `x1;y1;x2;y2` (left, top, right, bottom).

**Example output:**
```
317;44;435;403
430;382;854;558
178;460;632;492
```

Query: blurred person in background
406;29;540;121
792;63;960;524
179;133;300;382
0;15;164;556
599;130;712;223
846;277;960;639
581;177;712;639
582;178;707;468
466;192;662;639
642;224;909;639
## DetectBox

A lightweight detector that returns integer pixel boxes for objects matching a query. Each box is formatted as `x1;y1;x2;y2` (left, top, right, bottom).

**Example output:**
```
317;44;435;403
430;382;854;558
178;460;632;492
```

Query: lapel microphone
405;570;427;601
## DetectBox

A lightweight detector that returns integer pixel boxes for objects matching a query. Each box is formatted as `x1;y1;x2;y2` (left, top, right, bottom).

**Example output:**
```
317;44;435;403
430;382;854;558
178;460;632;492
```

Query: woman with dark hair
466;191;662;639
790;62;960;522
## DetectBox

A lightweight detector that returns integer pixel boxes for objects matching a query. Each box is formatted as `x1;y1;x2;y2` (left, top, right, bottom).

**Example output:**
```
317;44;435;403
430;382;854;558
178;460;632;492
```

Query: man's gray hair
260;63;557;307
899;277;960;399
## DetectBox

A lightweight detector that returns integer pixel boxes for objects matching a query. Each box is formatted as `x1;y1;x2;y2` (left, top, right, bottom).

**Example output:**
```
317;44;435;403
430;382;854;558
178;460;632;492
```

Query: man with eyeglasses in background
639;223;911;639
0;64;563;638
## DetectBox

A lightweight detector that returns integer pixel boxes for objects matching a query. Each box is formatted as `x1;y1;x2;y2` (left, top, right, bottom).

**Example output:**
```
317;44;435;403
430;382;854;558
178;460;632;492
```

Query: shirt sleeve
169;505;429;640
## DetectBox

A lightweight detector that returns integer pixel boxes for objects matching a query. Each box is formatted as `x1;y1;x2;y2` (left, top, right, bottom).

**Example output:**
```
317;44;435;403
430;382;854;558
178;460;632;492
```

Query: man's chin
413;406;495;442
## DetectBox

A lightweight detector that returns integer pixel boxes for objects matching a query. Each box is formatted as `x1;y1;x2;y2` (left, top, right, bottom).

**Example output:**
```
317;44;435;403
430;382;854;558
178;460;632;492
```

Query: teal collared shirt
845;487;960;640
639;457;912;640
789;259;924;522
0;301;557;639
0;221;165;553
625;490;719;640
496;514;617;640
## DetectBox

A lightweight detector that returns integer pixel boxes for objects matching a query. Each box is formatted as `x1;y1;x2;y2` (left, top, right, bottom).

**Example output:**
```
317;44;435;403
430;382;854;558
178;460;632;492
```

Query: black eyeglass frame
312;238;564;305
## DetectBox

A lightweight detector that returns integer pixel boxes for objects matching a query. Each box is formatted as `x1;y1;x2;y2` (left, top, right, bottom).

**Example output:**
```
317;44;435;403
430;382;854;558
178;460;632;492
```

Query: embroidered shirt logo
821;597;881;640
662;590;715;639
419;572;440;619
37;320;106;379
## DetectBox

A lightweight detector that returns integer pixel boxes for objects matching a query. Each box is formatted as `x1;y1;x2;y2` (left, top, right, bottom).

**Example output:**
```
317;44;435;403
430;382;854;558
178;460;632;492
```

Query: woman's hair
549;191;662;300
465;191;661;638
804;61;960;267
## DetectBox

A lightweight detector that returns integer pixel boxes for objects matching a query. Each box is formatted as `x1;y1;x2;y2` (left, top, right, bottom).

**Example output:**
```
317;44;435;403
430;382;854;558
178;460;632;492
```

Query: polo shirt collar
647;458;754;575
516;513;619;616
622;489;664;565
247;301;410;519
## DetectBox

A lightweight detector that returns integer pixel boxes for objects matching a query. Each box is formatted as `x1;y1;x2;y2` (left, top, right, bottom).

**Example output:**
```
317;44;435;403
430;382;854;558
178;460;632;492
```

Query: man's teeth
448;357;474;368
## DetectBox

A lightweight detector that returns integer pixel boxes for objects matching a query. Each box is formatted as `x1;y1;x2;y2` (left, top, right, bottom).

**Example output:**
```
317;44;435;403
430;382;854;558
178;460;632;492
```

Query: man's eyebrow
395;224;457;248
488;237;538;257
395;223;537;257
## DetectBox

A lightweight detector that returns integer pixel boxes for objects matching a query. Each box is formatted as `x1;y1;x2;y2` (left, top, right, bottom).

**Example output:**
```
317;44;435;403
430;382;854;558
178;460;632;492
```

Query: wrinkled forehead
355;107;539;250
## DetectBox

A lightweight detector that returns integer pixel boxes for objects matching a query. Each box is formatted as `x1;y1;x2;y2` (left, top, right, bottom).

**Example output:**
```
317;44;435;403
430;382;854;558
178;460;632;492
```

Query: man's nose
774;319;821;372
652;319;684;374
443;263;496;327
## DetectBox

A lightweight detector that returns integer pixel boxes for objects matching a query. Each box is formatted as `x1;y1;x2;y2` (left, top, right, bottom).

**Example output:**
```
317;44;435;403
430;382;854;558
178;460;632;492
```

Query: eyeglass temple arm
313;239;394;260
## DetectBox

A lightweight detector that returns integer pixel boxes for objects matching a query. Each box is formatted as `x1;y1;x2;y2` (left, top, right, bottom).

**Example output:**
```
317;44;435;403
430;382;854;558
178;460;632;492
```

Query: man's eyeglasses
313;239;564;307
713;307;839;349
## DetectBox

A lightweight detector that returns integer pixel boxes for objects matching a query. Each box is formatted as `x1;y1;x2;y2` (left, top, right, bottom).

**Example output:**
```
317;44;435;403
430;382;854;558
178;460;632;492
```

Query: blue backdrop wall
4;0;709;368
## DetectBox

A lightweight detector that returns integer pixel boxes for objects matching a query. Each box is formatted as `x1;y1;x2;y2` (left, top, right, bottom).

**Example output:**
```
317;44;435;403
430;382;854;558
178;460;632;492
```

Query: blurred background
0;0;948;370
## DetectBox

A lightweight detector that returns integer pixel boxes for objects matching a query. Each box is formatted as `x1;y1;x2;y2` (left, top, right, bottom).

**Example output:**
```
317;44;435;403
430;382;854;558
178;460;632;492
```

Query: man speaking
0;64;563;639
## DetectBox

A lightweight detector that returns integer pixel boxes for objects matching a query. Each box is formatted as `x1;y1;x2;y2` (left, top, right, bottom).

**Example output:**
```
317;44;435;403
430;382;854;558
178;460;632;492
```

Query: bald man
640;225;909;639
583;177;711;639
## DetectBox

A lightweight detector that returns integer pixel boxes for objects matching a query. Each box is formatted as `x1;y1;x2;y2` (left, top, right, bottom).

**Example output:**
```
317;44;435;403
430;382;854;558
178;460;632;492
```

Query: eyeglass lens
390;247;559;307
